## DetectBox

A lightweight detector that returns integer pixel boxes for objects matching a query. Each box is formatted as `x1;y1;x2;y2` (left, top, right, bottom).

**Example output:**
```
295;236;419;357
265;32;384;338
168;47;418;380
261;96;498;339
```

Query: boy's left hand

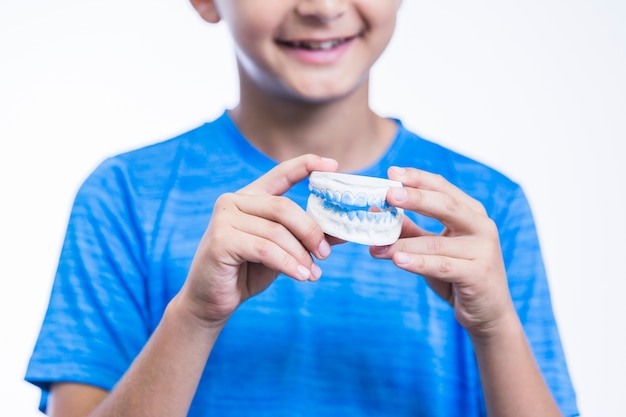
370;166;516;339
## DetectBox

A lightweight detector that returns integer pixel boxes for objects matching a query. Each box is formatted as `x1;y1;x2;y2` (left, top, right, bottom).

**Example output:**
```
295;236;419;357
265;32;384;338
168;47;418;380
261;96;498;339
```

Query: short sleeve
498;185;579;416
25;158;150;412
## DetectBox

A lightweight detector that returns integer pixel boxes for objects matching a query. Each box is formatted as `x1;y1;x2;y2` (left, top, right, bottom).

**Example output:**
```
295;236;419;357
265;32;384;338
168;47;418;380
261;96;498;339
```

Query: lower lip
281;38;356;65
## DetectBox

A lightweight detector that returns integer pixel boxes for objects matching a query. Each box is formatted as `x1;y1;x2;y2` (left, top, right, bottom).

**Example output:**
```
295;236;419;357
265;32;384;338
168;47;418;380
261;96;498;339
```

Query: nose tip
296;0;348;23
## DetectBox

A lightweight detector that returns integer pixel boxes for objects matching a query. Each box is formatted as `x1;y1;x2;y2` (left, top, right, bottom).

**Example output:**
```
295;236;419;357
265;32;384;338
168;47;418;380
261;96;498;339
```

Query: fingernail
321;157;338;164
297;265;311;281
390;166;406;176
391;187;407;202
370;245;389;255
310;263;323;280
395;252;410;266
318;240;331;258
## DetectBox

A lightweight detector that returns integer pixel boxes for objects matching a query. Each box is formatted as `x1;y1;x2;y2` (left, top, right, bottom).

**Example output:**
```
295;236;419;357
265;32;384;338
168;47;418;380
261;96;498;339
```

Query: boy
26;1;578;416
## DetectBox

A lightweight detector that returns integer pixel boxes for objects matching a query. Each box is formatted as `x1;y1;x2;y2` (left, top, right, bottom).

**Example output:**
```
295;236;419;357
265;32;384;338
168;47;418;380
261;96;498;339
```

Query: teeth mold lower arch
306;171;404;246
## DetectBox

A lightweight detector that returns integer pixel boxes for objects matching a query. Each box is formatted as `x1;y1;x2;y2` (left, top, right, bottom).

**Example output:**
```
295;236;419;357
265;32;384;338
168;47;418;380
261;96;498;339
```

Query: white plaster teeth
306;171;404;246
341;192;355;206
354;193;368;206
311;187;386;209
368;194;382;208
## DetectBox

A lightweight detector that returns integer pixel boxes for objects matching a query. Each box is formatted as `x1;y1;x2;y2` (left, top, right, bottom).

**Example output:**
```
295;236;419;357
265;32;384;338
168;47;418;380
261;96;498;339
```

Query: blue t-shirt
25;112;578;416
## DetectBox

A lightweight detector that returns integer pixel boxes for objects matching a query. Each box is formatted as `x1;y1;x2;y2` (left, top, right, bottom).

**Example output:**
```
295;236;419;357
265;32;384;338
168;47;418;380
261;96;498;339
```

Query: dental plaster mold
306;171;404;246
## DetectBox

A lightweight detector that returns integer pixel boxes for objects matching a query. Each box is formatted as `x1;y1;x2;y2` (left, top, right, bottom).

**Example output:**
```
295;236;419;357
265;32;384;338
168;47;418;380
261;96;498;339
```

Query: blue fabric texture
25;112;578;416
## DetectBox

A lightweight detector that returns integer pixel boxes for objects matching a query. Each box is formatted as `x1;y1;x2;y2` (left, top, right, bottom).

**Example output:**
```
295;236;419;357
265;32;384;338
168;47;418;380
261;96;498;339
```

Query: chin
281;75;368;105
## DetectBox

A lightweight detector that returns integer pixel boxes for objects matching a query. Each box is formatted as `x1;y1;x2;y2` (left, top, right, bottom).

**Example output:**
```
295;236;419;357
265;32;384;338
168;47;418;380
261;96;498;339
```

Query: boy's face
193;0;403;103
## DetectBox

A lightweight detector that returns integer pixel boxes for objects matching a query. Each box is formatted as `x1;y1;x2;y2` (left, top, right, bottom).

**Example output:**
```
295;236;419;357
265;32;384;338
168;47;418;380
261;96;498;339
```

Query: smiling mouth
276;35;358;51
306;172;404;246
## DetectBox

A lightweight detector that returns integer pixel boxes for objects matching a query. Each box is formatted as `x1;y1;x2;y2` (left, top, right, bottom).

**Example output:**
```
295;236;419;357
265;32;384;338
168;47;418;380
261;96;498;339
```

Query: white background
1;1;624;416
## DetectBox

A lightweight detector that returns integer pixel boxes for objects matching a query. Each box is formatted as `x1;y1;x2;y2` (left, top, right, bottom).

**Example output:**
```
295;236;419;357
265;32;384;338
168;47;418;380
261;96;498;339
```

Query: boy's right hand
177;154;338;327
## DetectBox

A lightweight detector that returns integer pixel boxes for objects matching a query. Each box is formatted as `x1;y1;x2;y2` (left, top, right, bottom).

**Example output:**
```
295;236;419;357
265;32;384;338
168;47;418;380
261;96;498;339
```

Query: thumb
240;154;338;196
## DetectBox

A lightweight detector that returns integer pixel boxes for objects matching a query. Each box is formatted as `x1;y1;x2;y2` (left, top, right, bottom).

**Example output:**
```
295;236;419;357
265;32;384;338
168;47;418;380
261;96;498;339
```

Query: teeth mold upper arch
306;171;404;246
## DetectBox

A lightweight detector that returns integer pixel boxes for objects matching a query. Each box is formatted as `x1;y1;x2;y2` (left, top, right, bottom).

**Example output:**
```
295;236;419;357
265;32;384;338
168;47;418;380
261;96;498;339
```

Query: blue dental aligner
306;171;404;246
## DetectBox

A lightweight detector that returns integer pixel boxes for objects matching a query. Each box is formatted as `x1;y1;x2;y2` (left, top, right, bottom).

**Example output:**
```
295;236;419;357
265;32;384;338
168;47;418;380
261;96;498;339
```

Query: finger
205;198;321;282
388;166;487;215
234;230;322;282
371;235;476;262
369;243;455;304
232;212;321;278
211;196;321;281
240;154;338;196
387;186;485;234
392;251;472;284
233;194;331;260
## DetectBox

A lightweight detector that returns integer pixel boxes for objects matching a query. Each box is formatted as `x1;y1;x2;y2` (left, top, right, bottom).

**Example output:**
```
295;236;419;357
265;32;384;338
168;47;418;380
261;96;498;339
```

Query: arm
371;167;562;417
47;154;339;417
470;311;561;416
48;298;222;417
48;384;108;417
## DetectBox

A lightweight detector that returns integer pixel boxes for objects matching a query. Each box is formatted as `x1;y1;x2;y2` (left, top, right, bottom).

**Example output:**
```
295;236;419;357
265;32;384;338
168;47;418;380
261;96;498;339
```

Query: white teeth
293;39;342;50
336;209;393;225
317;40;336;50
354;193;368;206
310;188;385;209
306;172;404;246
341;192;355;206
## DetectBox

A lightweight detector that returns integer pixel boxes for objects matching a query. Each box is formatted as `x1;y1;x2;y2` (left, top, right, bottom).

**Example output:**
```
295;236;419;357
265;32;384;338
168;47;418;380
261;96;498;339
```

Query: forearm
471;312;562;417
90;296;224;417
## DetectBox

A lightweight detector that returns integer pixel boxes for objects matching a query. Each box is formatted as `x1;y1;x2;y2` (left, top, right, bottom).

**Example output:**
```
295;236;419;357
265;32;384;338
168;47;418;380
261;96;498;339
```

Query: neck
229;74;397;172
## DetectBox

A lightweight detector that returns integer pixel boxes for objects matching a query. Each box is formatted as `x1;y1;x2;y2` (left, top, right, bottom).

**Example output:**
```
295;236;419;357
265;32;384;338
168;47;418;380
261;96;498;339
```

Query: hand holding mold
370;167;515;338
179;155;338;325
